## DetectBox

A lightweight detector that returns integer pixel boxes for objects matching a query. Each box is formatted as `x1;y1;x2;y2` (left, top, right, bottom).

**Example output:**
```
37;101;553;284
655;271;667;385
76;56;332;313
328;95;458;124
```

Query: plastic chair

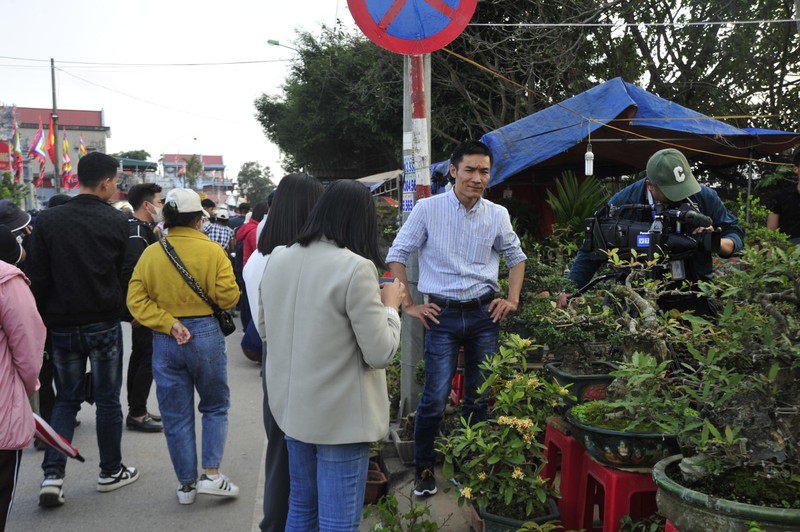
578;452;658;532
542;422;585;531
449;371;464;405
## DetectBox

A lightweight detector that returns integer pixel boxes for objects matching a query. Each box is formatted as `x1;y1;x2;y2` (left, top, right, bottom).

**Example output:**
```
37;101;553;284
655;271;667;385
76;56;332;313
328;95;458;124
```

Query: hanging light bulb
584;143;594;176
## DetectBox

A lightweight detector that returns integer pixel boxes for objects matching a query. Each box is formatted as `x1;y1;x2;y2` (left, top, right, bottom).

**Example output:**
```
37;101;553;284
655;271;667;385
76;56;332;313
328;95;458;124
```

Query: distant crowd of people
1;142;798;531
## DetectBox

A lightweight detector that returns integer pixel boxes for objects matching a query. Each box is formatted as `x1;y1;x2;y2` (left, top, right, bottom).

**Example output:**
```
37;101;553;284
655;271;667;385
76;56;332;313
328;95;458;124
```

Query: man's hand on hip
488;298;518;323
404;303;441;331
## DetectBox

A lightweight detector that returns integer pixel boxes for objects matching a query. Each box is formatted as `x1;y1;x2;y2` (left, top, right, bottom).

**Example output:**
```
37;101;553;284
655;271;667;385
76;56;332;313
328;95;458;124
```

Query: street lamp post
267;39;299;53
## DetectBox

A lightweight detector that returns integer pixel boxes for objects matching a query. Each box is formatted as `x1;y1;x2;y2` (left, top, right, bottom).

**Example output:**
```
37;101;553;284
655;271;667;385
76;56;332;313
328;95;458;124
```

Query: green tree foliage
111;150;151;161
254;26;404;175
236;161;276;204
181;154;203;188
257;2;799;179
0;172;28;204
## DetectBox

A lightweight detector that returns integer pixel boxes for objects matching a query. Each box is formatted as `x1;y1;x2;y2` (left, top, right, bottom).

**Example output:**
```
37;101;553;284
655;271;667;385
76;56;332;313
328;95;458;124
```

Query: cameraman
563;149;744;310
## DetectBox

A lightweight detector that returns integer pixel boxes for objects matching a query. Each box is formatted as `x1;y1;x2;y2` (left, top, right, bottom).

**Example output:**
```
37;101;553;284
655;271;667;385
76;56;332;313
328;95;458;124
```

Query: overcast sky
1;0;357;182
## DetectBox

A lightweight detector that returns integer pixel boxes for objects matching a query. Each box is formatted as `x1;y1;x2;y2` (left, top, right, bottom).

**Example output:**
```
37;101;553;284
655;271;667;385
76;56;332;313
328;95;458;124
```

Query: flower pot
470;503;484;532
363;469;388;505
566;407;679;470
545;361;618;408
478;498;560;531
391;428;415;466
653;455;800;532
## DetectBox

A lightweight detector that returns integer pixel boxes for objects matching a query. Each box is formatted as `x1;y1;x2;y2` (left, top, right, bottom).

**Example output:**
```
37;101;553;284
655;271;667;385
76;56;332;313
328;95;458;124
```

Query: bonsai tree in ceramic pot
650;241;800;530
566;352;686;469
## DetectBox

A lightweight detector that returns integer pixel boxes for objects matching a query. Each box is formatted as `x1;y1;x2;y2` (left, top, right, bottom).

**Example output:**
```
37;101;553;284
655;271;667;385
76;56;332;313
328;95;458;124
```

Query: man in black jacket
27;152;140;507
120;183;163;433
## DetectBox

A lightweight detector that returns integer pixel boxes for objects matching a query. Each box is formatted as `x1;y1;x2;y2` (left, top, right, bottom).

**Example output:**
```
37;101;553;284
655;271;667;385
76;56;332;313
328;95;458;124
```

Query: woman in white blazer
261;180;404;531
247;173;324;532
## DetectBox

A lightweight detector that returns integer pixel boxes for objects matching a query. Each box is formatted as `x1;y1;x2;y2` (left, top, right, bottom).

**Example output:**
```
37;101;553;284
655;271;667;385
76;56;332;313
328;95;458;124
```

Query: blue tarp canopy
432;77;799;187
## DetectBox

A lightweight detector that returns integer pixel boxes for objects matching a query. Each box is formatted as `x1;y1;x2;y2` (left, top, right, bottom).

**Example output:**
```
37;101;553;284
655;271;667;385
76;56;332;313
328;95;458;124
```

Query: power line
56;68;246;124
470;18;799;28
0;55;290;67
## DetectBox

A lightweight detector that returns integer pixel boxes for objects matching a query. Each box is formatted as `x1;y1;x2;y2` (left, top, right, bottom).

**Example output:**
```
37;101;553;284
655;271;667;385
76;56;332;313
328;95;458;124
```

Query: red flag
46;114;56;164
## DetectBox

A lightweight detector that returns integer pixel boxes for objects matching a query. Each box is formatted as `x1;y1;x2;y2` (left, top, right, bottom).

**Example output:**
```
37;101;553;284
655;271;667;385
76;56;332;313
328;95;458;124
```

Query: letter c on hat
673;166;686;183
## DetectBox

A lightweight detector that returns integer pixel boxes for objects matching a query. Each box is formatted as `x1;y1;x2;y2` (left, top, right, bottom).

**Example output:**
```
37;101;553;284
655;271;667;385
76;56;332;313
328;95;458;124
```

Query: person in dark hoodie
27;152;140;507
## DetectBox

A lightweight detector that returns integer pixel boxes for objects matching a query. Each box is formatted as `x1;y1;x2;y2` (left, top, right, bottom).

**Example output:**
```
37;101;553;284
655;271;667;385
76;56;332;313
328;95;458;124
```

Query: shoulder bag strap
159;238;223;314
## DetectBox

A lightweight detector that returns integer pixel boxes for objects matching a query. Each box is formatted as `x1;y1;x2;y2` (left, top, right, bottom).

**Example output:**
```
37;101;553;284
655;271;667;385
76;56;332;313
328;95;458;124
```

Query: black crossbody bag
160;239;237;336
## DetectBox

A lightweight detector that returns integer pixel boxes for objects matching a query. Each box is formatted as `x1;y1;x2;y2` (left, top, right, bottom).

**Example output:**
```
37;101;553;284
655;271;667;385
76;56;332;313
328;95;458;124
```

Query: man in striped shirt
387;140;526;498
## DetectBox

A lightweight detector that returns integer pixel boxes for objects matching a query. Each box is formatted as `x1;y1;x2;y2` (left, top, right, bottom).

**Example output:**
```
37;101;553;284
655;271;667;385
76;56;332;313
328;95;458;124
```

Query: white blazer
260;238;401;445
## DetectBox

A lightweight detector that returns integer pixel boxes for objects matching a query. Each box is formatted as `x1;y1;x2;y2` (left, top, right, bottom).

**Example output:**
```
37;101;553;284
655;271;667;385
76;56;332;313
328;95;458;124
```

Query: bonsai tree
589;238;800;508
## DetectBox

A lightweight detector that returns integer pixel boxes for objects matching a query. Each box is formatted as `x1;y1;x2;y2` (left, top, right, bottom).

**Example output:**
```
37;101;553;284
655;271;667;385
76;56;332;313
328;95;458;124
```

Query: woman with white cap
127;188;240;505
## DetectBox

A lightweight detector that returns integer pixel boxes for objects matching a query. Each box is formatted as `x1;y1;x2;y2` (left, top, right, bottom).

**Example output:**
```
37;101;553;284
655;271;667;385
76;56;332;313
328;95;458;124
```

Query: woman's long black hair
257;173;324;255
295;180;385;268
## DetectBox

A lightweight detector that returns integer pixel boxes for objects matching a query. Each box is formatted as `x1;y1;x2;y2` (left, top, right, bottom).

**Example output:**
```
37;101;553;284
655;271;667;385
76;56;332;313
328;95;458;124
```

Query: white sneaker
197;473;239;497
177;482;197;505
39;475;65;507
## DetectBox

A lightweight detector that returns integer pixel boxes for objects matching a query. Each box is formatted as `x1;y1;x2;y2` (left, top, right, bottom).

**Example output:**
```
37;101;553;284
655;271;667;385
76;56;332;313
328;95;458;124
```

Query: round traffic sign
348;0;478;55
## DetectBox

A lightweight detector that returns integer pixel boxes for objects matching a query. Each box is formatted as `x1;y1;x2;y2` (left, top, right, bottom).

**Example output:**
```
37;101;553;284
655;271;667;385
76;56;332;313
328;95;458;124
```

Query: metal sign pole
399;53;431;417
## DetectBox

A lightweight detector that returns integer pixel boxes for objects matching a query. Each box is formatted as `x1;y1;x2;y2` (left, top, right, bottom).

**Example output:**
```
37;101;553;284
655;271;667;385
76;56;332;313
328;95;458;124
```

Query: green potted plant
565;352;683;469
362;494;443;531
650;242;800;530
391;413;415;466
436;335;568;530
543;290;620;407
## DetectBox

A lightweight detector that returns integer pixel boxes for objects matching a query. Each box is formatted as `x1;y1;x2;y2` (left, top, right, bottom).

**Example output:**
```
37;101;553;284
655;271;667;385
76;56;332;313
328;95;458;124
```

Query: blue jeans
414;304;500;468
284;437;370;532
43;321;124;477
152;317;231;485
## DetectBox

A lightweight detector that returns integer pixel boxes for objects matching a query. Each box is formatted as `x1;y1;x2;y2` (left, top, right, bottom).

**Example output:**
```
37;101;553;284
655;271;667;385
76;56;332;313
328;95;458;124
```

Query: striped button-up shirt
386;190;526;300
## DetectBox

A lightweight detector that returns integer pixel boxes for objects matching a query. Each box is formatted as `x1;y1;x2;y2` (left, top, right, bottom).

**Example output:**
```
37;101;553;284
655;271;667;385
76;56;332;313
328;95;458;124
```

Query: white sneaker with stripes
197;473;239;497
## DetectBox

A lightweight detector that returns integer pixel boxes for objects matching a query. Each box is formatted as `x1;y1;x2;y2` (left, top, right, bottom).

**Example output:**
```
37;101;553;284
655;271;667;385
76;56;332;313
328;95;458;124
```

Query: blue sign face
368;0;458;40
637;233;650;248
348;0;478;54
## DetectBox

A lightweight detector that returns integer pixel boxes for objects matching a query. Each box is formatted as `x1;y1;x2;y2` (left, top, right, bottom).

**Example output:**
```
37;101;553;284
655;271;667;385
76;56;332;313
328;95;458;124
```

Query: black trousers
126;324;154;418
259;342;289;532
38;334;56;422
0;449;22;531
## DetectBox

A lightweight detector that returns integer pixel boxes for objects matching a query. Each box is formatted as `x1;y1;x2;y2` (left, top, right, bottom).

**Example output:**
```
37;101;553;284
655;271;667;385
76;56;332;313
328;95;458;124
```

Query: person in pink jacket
0;224;46;530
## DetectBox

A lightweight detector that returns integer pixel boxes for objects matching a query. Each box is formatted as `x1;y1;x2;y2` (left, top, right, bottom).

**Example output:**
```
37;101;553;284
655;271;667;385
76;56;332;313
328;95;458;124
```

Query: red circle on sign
348;0;478;55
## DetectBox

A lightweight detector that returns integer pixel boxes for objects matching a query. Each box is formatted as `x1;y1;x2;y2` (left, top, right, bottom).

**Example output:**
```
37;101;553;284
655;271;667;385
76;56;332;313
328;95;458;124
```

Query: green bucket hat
646;148;701;202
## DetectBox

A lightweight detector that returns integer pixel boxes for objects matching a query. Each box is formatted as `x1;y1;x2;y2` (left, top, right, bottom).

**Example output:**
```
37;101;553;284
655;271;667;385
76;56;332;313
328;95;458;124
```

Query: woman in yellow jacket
127;188;240;505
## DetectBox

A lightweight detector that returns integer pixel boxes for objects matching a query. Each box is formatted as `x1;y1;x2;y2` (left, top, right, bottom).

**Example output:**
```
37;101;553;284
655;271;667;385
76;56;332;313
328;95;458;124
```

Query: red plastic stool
578;452;658;532
542;423;585;531
665;520;680;532
450;372;464;405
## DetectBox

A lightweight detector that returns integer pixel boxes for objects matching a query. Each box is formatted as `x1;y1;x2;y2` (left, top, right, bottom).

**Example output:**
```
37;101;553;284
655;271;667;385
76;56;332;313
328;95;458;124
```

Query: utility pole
399;53;431;416
50;58;62;193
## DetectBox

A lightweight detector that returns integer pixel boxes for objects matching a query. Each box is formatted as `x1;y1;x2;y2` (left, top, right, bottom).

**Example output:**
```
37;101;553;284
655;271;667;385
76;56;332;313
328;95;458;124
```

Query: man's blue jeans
284;437;370;532
414;304;500;468
152;317;231;485
43;321;124;477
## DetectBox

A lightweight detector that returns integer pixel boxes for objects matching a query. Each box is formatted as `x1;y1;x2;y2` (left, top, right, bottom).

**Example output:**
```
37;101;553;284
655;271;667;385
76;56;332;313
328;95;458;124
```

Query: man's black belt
429;291;497;310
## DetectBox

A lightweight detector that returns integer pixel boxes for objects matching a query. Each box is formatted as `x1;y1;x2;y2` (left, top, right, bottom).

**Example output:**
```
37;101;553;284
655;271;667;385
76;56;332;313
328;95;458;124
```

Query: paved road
7;323;267;532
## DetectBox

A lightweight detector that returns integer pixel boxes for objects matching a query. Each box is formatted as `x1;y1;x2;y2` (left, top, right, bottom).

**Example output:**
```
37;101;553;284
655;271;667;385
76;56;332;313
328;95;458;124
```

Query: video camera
581;202;721;281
